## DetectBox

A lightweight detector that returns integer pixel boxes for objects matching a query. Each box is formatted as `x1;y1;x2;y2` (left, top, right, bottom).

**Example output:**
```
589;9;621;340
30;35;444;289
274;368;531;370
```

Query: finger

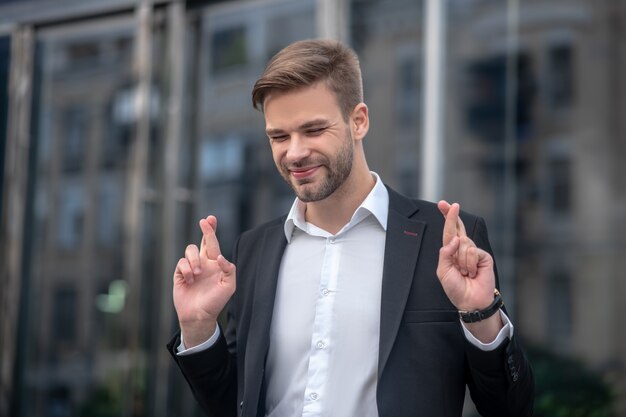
217;255;236;280
199;216;222;260
442;203;460;246
456;209;468;239
198;215;217;255
458;236;473;276
466;246;479;278
206;215;217;230
198;215;213;255
175;258;195;285
437;200;451;219
185;244;202;274
438;235;460;271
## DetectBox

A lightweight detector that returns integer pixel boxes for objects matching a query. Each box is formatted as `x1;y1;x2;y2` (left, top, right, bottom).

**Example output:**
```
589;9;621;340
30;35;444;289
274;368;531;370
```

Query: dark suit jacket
168;187;534;417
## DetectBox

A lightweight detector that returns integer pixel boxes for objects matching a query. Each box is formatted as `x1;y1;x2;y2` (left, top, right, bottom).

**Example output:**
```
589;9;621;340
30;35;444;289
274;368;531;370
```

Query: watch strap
459;289;504;323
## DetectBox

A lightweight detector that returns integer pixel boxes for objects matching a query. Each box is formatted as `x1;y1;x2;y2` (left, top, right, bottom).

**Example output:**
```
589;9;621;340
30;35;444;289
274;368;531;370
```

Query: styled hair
252;39;363;120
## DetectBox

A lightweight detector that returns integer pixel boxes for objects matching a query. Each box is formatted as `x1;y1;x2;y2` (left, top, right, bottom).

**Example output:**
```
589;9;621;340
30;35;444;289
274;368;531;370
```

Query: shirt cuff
176;325;221;356
461;309;514;351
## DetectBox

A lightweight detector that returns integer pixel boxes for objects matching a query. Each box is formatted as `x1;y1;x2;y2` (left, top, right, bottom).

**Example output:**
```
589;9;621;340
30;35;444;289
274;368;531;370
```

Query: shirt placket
302;235;341;416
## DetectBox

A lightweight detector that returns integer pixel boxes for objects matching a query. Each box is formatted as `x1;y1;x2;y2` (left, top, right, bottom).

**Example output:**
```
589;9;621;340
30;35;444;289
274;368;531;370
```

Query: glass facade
0;0;625;416
17;18;139;417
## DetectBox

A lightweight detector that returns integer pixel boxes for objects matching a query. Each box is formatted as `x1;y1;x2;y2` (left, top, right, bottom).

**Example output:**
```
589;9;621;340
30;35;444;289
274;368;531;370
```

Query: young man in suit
168;39;534;417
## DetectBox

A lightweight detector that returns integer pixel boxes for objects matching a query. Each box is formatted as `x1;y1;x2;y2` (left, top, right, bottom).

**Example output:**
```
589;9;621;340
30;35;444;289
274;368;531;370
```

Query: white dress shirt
178;173;513;417
264;173;389;417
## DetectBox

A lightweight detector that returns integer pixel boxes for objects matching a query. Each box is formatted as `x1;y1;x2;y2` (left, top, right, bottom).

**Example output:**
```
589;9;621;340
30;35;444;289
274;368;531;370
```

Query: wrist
180;319;217;348
464;311;504;343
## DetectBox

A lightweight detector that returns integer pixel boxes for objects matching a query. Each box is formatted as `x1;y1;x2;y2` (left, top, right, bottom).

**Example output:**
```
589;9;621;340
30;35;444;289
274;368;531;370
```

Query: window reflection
546;42;574;110
17;20;137;417
547;157;571;215
61;106;88;172
464;53;536;144
97;176;121;247
200;138;245;182
56;181;85;249
266;7;316;59
211;26;248;74
547;266;572;344
51;285;78;344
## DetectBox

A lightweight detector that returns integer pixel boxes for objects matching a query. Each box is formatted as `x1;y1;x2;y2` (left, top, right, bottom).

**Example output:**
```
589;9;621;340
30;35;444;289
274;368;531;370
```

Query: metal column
420;0;446;202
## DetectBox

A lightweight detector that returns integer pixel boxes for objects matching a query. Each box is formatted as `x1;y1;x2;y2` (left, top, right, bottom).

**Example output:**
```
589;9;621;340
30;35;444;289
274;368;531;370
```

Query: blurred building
0;0;624;416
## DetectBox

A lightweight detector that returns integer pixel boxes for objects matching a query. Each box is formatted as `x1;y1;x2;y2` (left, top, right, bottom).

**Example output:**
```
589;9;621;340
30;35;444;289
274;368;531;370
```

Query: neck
303;159;374;235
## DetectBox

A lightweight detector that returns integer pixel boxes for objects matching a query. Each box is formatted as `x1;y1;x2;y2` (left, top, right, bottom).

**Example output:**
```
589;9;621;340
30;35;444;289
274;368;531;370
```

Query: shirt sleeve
461;309;514;351
176;325;221;356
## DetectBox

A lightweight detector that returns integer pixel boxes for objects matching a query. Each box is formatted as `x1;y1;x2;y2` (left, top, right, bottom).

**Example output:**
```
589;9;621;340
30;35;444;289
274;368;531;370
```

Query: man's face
264;83;354;203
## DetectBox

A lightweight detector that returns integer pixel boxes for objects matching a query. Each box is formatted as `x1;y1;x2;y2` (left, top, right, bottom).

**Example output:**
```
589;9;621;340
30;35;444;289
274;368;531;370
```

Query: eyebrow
265;118;332;136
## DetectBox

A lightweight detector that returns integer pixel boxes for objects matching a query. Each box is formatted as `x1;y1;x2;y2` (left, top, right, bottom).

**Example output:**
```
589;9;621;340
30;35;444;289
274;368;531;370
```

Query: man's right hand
173;215;236;348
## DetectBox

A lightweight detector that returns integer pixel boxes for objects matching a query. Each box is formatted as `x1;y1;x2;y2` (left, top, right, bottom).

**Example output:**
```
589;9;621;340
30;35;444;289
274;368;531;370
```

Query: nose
284;134;311;163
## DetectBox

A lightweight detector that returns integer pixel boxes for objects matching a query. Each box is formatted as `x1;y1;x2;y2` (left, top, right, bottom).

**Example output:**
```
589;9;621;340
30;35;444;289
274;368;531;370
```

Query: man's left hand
437;201;503;342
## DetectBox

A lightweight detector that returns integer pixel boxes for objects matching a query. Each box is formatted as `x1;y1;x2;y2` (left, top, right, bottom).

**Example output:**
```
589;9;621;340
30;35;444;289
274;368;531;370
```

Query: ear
350;103;369;141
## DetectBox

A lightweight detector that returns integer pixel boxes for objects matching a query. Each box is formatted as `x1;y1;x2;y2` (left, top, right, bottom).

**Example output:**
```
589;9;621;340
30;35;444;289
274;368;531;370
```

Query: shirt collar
284;172;389;242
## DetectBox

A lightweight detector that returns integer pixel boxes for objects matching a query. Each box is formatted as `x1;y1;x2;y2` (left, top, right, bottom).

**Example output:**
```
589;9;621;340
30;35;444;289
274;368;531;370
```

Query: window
211;26;248;75
61;106;88;172
56;181;85;249
549;157;571;214
52;285;78;343
396;55;420;128
547;43;574;110
465;53;536;143
547;267;572;344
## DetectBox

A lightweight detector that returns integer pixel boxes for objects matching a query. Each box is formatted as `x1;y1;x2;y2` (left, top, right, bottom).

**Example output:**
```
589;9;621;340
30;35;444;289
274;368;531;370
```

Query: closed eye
269;134;289;142
305;127;326;136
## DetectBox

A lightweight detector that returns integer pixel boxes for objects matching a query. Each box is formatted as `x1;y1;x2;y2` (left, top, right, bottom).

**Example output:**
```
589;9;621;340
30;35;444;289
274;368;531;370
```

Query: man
168;39;534;417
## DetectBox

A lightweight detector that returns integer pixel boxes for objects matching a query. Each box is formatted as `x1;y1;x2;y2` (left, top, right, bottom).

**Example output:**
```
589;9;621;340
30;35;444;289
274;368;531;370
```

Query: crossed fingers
175;215;224;285
199;215;222;260
438;201;479;278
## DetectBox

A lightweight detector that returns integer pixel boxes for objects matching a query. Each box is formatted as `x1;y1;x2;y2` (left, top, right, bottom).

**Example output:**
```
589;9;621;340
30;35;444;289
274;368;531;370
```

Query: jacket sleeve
464;216;535;417
166;328;238;417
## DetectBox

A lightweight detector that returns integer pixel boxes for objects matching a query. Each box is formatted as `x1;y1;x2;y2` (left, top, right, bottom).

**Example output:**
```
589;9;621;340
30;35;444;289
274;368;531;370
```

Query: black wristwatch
459;289;504;323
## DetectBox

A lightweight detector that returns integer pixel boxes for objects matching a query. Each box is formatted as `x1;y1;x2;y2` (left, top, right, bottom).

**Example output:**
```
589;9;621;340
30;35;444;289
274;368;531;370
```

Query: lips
290;166;320;180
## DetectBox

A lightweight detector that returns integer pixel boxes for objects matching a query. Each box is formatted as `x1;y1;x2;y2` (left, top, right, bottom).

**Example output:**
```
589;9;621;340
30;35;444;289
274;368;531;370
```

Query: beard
279;130;354;203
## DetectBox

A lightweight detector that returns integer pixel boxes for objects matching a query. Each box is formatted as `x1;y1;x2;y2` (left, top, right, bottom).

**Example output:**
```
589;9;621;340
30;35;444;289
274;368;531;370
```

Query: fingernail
194;268;201;274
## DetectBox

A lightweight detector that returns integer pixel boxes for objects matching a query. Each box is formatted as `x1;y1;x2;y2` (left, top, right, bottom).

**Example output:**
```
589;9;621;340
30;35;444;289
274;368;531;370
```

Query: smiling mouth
290;166;320;180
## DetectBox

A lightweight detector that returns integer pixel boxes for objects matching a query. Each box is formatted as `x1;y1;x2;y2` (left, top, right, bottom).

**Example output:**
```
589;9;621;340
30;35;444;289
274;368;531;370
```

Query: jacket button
240;401;244;409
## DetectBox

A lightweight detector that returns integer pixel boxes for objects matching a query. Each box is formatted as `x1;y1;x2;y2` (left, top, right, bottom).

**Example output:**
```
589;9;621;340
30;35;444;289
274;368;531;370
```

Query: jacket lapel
243;220;287;416
378;189;426;376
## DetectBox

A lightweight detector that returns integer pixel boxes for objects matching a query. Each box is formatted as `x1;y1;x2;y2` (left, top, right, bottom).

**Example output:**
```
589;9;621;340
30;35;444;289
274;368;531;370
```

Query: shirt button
329;238;336;244
310;392;319;401
321;288;330;296
316;341;326;349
